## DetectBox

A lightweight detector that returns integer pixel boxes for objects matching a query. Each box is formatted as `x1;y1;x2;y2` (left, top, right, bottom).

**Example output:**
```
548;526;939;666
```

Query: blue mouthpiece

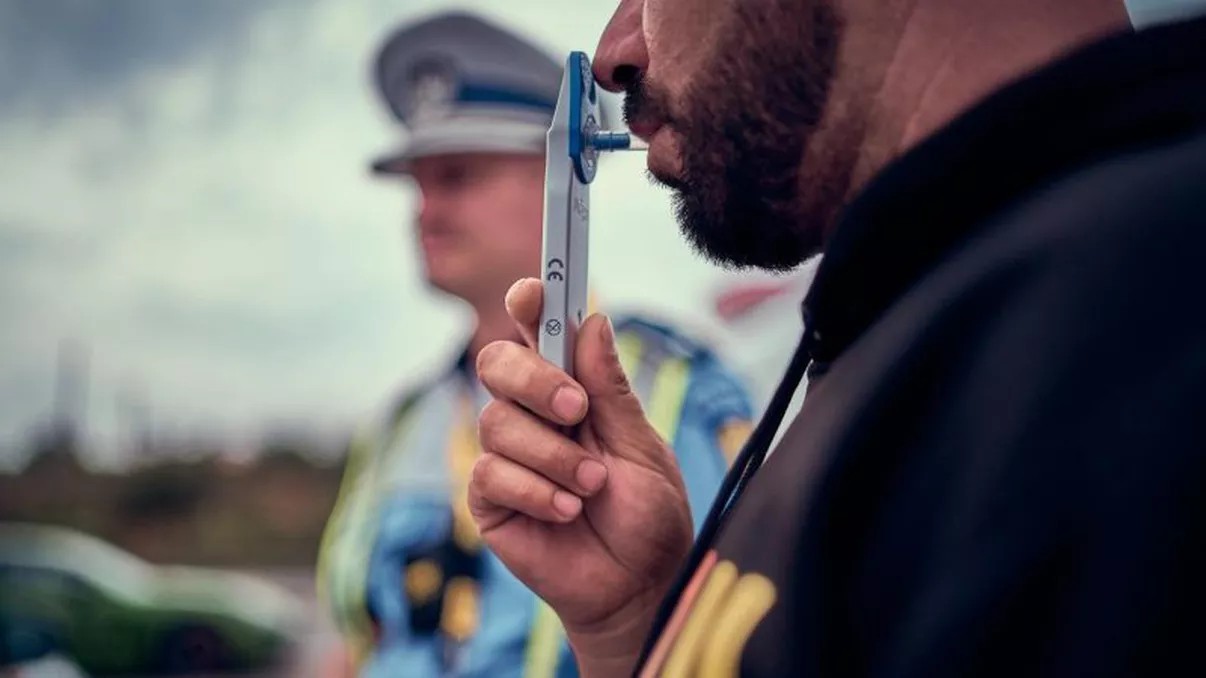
592;131;633;151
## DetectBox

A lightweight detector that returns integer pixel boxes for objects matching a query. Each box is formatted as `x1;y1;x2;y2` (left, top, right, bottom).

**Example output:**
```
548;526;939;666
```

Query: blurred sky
0;0;802;470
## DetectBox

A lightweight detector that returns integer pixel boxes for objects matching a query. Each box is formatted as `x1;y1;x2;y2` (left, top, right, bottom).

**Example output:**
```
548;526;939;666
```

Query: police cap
370;12;564;174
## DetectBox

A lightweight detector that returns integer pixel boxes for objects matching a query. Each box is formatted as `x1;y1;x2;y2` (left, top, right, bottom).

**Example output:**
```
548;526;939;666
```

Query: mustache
623;74;674;130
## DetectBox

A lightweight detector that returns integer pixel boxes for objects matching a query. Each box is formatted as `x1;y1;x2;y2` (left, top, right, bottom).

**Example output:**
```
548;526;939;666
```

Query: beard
625;1;843;271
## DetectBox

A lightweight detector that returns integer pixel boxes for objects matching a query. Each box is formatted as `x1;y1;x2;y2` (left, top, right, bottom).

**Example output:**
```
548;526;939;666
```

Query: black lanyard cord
633;329;814;672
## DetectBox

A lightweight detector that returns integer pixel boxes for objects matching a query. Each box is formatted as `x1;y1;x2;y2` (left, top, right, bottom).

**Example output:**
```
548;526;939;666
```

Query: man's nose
593;0;647;93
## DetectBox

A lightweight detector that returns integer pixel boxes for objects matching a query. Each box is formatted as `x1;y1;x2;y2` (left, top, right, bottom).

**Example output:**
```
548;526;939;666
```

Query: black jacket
640;16;1206;677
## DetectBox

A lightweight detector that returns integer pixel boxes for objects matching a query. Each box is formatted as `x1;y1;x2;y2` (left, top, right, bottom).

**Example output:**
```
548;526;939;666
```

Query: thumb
574;314;651;445
504;278;543;348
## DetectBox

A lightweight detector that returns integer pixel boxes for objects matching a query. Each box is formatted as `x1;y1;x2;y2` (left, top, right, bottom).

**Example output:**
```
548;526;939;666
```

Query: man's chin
646;167;685;192
672;193;816;272
419;267;458;297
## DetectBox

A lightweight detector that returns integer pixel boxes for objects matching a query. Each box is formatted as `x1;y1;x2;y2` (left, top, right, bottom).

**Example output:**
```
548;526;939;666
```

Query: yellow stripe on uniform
615;331;644;382
524;601;563;678
316;433;392;665
317;399;428;669
449;397;484;552
662;560;739;678
698;574;777;678
647;358;690;442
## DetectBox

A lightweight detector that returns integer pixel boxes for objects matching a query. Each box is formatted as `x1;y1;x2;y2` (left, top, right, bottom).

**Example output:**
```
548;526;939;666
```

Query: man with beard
466;0;1206;675
317;11;754;677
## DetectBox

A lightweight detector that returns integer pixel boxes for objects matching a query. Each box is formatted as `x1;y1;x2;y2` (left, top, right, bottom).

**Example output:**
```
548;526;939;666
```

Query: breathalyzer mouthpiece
592;131;649;152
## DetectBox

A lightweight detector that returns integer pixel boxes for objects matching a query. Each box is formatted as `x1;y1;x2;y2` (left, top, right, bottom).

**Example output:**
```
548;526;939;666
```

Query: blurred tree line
0;432;344;567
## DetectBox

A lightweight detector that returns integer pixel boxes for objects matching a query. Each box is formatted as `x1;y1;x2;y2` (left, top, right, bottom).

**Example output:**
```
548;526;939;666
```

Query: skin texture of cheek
412;155;545;303
666;0;843;270
642;0;728;105
462;175;544;297
639;0;734;186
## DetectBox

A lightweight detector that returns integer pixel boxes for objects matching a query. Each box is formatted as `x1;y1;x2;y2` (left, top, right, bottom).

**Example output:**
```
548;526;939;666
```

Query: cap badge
408;57;458;124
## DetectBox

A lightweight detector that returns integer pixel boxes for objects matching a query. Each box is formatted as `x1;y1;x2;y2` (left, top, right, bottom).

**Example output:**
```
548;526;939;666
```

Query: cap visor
371;153;410;175
370;117;548;175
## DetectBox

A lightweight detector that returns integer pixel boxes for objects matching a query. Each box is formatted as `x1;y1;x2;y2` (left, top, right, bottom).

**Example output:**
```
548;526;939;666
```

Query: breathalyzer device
538;51;645;377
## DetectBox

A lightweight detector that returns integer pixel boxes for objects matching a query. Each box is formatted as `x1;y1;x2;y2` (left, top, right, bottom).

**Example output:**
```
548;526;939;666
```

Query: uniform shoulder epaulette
386;379;435;424
613;315;714;363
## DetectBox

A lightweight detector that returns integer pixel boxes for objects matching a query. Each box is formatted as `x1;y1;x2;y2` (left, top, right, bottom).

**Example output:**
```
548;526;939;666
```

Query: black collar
802;16;1206;365
452;344;475;383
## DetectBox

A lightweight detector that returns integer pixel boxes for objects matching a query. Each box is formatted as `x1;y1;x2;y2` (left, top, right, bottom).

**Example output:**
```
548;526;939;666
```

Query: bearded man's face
597;0;845;270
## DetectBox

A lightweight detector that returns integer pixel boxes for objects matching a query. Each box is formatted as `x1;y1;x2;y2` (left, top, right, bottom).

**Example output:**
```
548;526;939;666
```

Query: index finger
504;278;543;348
476;340;587;427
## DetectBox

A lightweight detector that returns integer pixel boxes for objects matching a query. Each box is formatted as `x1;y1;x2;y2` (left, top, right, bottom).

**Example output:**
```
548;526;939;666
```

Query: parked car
0;523;302;675
0;653;88;678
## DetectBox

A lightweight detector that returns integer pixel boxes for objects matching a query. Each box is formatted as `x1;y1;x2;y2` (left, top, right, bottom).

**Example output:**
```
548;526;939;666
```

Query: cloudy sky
0;0;804;470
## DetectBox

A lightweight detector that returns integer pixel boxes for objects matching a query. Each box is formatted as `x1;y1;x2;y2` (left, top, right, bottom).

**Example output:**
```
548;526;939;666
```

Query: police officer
316;12;753;678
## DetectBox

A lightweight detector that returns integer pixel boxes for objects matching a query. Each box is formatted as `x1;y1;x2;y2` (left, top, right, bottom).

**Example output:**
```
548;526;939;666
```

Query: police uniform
316;13;754;678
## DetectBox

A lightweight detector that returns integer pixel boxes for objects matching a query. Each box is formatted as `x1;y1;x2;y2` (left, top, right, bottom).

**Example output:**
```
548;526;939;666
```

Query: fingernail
576;459;608;494
503;279;528;316
600;315;614;348
552;386;585;421
553;491;582;519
